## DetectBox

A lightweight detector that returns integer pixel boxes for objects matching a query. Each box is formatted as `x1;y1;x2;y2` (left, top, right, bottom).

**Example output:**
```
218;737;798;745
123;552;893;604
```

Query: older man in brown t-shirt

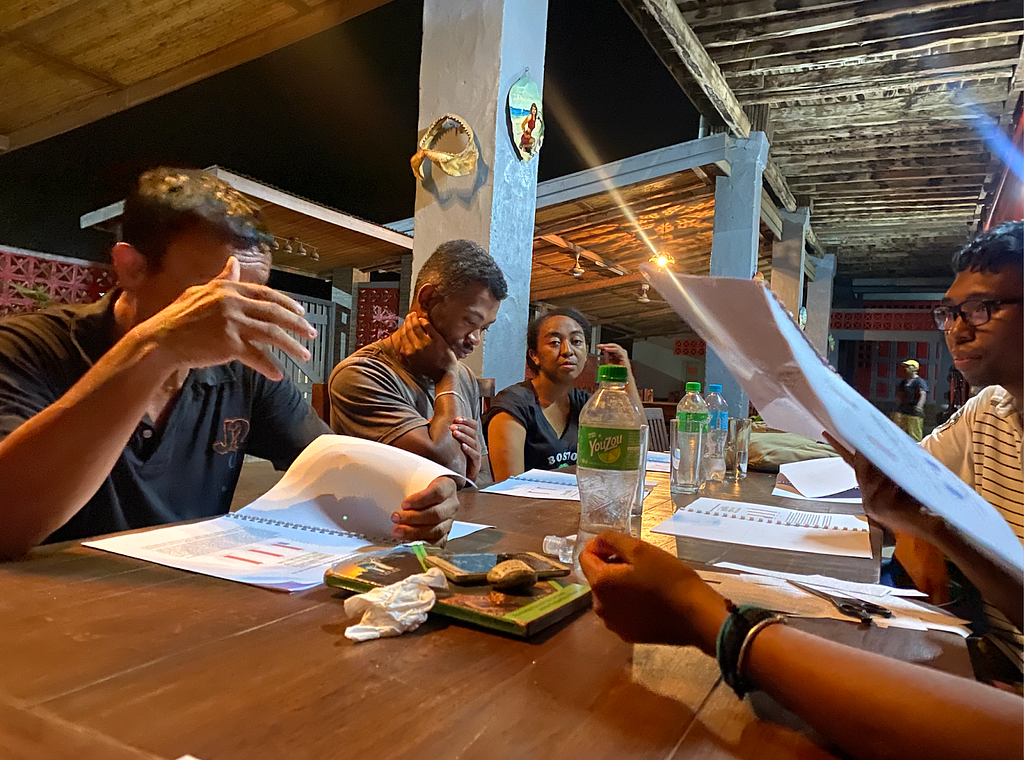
329;241;507;483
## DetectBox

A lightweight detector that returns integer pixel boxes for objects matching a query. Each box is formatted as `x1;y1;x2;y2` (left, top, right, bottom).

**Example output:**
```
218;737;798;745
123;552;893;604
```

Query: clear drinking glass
725;417;752;480
670;418;703;494
631;424;649;519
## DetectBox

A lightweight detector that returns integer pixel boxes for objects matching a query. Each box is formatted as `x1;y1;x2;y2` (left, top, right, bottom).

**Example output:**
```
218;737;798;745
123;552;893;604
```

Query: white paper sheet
772;473;861;504
696;570;969;636
779;458;859;499
652;497;872;558
643;266;1024;574
713;562;927;598
481;468;657;501
646;451;671;473
85;436;493;591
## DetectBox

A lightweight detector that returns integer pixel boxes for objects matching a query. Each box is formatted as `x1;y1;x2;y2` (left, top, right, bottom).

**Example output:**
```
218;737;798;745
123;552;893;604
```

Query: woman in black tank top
484;308;639;482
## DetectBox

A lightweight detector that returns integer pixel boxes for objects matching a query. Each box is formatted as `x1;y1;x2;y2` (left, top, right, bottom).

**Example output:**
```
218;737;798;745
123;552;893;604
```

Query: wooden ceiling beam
2;0;388;153
531;272;647;301
709;1;1022;61
617;0;801;213
698;0;987;48
730;44;1020;95
717;21;1023;73
775;144;988;164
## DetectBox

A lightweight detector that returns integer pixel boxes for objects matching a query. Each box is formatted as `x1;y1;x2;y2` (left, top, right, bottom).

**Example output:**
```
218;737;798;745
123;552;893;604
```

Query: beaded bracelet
715;601;787;698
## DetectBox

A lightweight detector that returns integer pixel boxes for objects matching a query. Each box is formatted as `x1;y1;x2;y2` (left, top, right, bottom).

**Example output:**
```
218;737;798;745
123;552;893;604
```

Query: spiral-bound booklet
83;436;492;592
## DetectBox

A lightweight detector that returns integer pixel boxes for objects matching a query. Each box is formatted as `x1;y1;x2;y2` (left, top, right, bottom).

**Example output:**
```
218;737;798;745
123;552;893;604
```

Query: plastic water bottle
703;384;729;483
574;365;646;573
672;381;708;493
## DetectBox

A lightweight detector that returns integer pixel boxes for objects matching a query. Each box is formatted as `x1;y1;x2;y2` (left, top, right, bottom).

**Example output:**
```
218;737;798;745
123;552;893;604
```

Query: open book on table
84;436;492;592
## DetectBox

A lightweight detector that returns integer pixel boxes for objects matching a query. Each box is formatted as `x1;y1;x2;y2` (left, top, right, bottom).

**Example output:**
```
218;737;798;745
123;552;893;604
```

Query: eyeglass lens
933;301;989;330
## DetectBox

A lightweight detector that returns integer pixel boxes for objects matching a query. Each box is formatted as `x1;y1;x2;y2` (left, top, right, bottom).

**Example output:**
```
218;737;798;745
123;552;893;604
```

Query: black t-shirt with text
483;381;590;472
0;293;328;543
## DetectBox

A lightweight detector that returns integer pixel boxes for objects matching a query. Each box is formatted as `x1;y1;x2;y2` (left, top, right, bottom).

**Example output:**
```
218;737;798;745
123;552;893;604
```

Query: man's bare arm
0;259;314;558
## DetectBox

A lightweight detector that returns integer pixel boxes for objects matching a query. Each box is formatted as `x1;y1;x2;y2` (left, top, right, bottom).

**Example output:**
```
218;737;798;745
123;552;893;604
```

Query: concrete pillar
770;207;809;316
398;254;413;316
412;0;548;391
705;132;769;414
805;253;837;357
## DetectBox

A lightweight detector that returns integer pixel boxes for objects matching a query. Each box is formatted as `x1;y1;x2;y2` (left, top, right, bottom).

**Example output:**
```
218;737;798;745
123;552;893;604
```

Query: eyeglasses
932;298;1024;331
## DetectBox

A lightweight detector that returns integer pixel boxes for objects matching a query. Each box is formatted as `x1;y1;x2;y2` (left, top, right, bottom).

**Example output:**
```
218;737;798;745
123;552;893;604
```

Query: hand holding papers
85;436;493;591
643;266;1024;574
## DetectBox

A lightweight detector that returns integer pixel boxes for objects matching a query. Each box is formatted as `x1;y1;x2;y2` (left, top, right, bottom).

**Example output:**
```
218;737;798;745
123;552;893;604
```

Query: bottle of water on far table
671;382;708;494
574;364;645;573
703;384;729;484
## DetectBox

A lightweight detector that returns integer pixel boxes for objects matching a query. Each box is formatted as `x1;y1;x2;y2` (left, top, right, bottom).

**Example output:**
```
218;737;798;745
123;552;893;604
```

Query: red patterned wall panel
673;339;707;356
917;342;929;359
354;285;400;350
0;248;116;318
876;382;887;398
830;310;938;332
897;342;908;358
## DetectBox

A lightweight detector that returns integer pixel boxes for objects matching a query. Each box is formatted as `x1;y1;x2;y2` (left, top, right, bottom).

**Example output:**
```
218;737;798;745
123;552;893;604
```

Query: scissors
789;581;892;623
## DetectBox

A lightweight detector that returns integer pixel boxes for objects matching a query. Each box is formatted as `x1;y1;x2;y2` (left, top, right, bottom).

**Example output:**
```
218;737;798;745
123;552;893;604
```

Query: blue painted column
412;0;548;392
770;207;810;317
705;132;770;416
806;253;837;359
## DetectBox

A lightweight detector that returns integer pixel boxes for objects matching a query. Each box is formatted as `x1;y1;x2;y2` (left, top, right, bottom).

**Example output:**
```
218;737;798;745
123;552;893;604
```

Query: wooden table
0;472;972;760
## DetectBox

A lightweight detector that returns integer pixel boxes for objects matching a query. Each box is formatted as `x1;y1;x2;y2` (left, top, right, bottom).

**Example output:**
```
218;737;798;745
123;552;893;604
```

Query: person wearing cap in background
892;358;928;441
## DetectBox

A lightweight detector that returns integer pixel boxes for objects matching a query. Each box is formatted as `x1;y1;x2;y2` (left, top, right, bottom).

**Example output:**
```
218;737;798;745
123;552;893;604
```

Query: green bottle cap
597;364;628;382
685;382;702;393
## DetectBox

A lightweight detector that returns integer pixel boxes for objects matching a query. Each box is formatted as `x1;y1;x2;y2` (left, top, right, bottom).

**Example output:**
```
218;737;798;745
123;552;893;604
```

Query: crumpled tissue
344;567;448;642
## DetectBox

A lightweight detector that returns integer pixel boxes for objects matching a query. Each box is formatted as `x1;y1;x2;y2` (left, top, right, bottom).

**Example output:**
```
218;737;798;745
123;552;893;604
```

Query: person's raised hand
391;475;459;543
824;432;951;602
597;342;632;369
393;313;457;381
579;531;728;655
136;257;316;381
450;416;481;482
823;432;944;540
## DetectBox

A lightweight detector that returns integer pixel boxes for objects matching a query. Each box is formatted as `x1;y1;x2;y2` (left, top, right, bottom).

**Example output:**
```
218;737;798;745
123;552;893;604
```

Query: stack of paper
652;497;872;558
773;458;862;504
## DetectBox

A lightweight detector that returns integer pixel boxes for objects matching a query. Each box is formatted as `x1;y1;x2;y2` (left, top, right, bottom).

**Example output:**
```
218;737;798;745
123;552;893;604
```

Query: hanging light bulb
649;251;674;268
297;242;308;257
310;248;320;261
637;283;651;304
571;252;585;278
271;238;280;251
282;239;293;255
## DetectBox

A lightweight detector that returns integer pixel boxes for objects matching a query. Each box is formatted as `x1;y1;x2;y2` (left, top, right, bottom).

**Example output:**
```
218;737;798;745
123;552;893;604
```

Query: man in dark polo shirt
0;168;459;558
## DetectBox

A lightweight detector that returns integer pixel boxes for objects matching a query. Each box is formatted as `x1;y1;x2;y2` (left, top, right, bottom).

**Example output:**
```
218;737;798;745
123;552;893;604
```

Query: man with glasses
890;220;1023;678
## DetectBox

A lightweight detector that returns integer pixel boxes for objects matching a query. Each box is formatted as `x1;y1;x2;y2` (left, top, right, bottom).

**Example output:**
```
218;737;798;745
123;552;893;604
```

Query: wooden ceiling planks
626;0;1023;278
0;0;389;150
528;166;780;338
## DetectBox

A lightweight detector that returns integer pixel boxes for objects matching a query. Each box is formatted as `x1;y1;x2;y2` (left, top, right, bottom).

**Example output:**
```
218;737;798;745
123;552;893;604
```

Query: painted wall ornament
508;72;543;162
410;113;478;180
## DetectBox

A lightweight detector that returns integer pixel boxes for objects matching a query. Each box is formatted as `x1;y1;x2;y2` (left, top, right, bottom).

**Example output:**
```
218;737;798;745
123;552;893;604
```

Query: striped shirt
922;385;1024;669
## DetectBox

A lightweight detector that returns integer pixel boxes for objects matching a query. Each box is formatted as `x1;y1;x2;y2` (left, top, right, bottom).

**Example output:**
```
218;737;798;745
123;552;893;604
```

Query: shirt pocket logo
213;418;250;454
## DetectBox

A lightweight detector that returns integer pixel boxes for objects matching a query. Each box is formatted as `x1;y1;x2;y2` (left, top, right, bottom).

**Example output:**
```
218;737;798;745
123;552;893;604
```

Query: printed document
85;436;492;591
652;497;872;558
